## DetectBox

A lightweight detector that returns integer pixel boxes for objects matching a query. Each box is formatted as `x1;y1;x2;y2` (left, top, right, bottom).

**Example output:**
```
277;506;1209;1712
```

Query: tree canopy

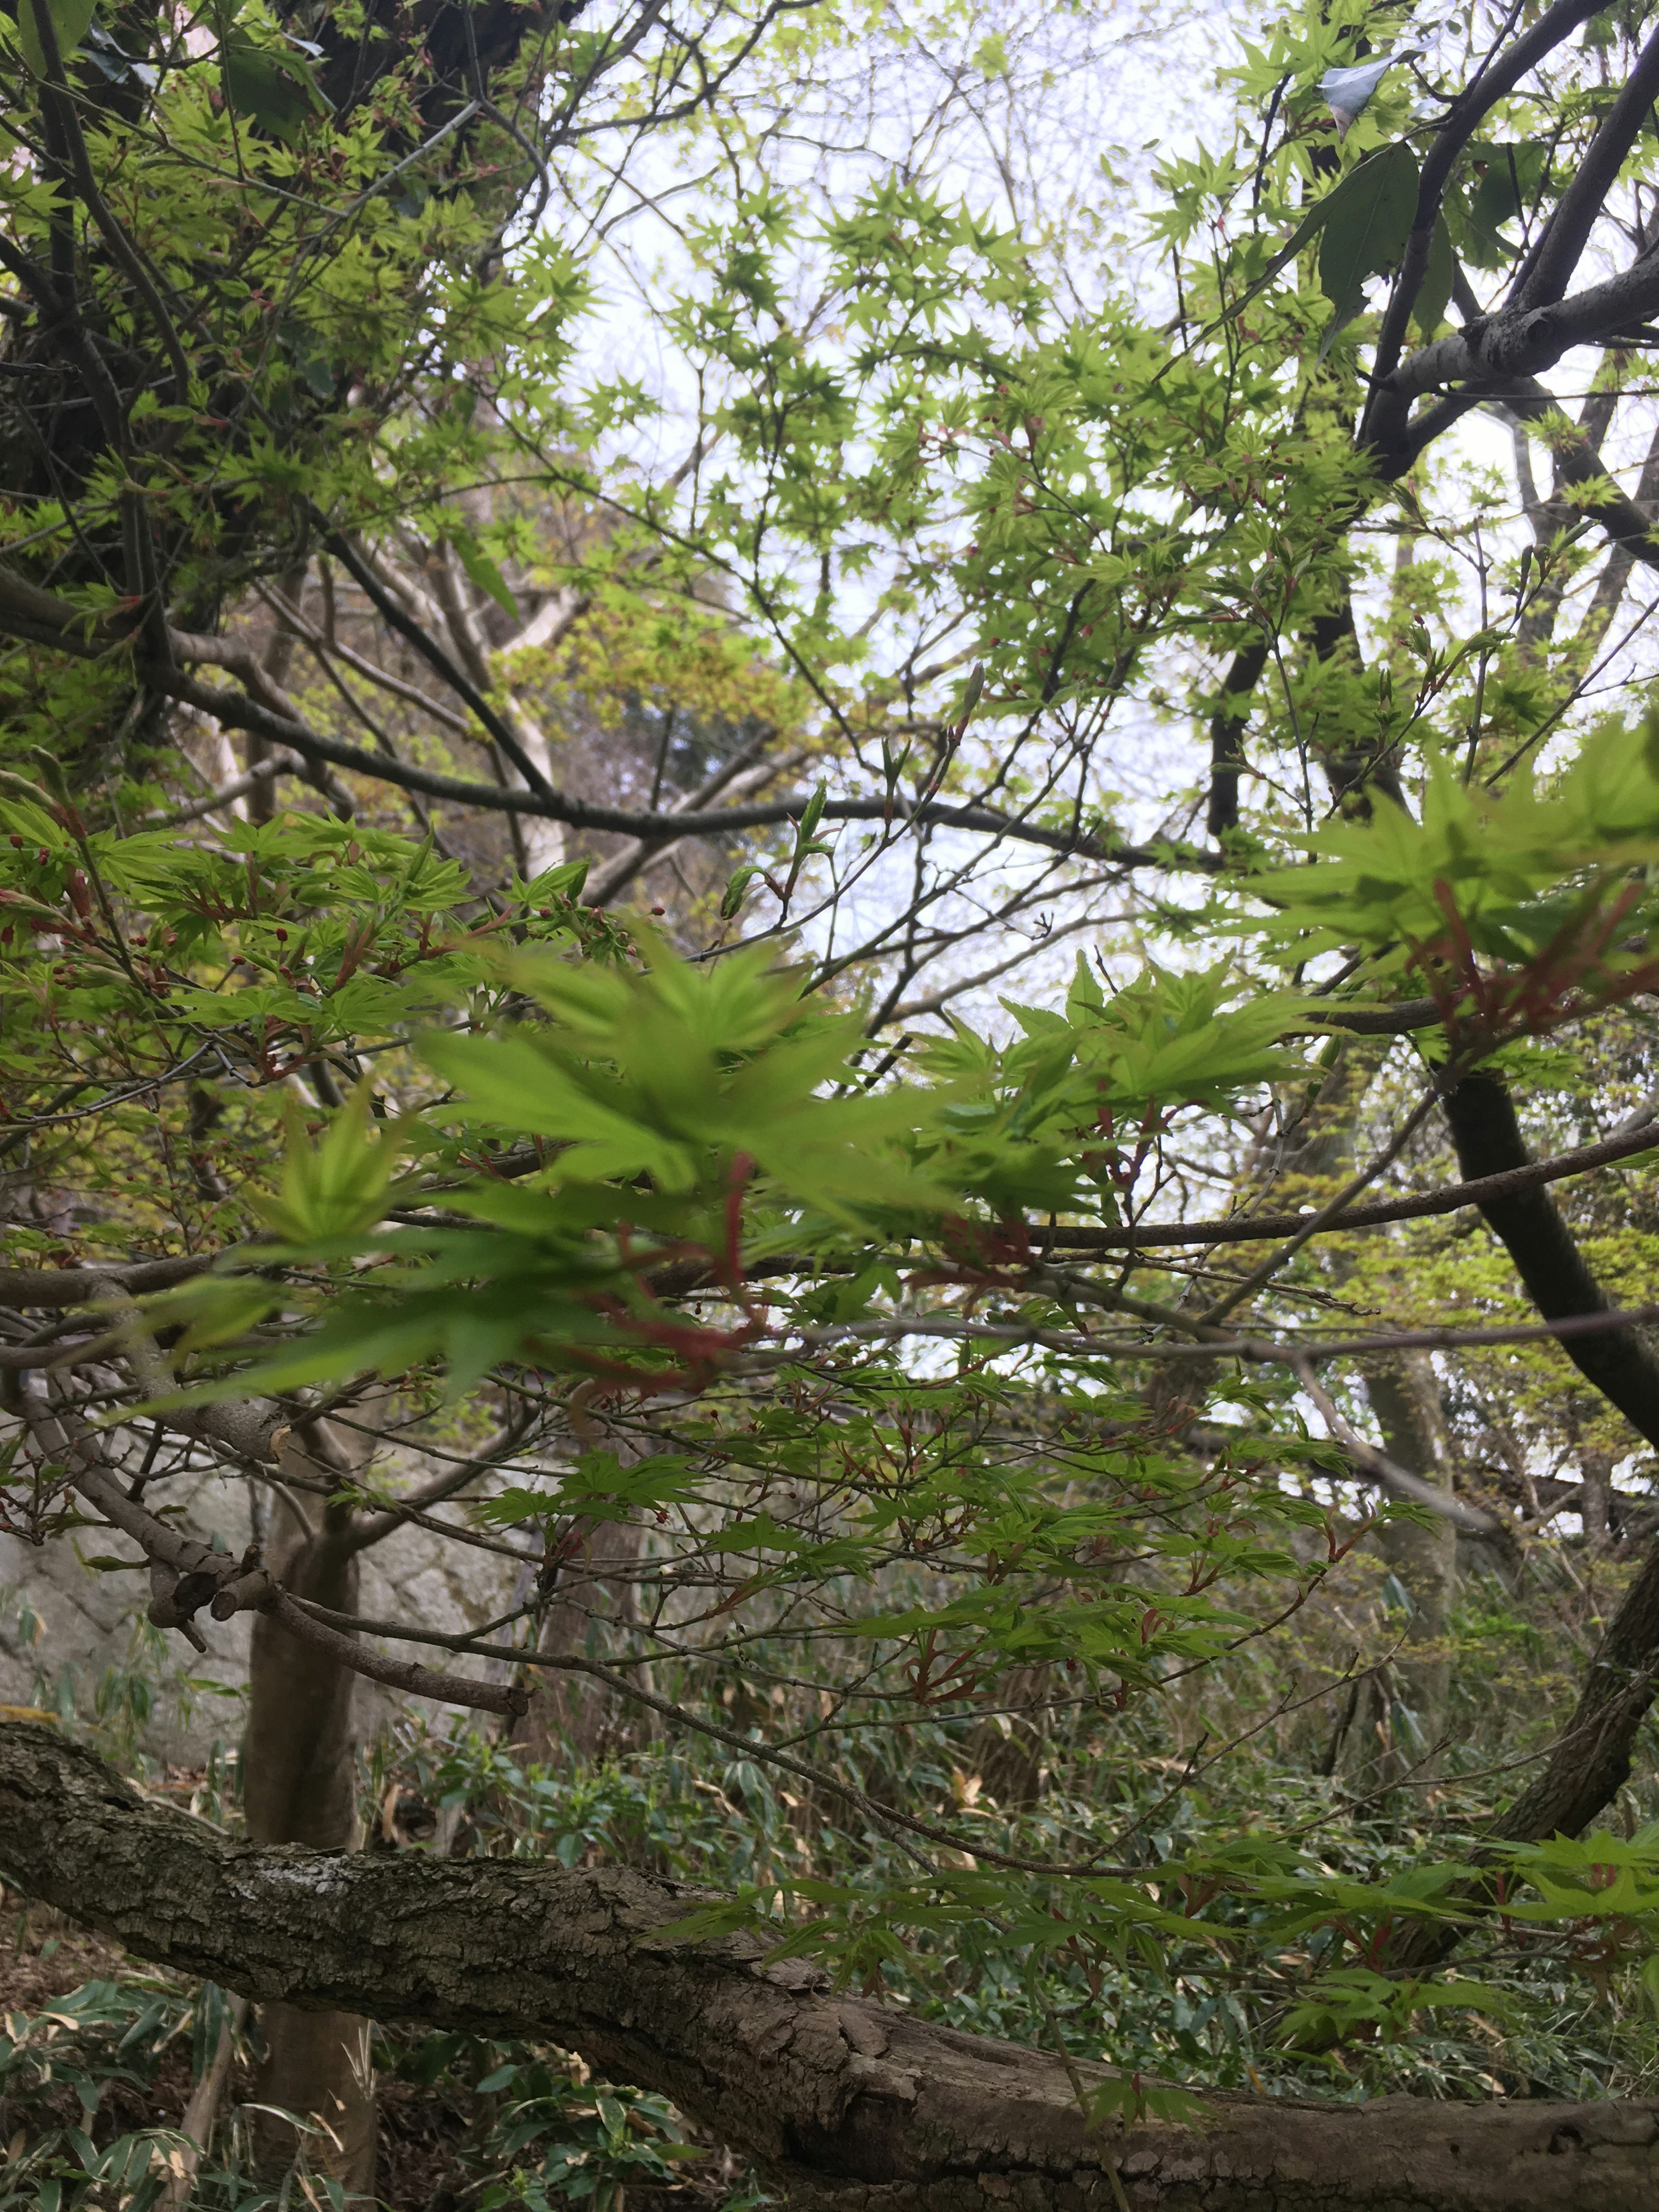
8;0;1659;2204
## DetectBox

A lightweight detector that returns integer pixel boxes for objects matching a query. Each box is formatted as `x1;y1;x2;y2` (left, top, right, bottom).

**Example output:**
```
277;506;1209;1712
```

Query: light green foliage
922;957;1315;1217
1251;722;1659;958
12;0;1659;2155
423;942;947;1216
1278;1968;1518;2052
1242;719;1659;1039
248;1081;403;1244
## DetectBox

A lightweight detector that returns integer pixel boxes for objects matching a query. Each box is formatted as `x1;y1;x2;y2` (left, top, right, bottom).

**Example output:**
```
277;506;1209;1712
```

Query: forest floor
1;1896;744;2212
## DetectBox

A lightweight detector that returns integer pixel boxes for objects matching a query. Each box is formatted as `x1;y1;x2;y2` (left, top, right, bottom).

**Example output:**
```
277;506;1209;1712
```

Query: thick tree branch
1204;641;1268;839
1370;253;1659;477
1440;1073;1659;1451
0;1722;1653;2212
0;1254;214;1308
1508;25;1659;313
1362;0;1609;425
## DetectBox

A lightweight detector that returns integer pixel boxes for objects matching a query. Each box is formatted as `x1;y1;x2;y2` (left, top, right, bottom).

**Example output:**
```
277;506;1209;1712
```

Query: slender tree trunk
1377;1072;1659;1970
1353;1355;1459;1794
1579;1448;1615;1552
241;1424;376;2201
159;1993;248;2212
513;1512;651;1765
512;1412;656;1765
247;565;308;825
4;1723;1655;2212
966;1662;1051;1810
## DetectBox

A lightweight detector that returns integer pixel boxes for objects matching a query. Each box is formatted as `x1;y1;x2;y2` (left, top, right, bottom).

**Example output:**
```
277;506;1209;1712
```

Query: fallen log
0;1723;1652;2212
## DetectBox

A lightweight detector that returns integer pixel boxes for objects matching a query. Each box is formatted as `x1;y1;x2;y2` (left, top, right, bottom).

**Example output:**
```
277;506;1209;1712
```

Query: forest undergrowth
6;1521;1657;2212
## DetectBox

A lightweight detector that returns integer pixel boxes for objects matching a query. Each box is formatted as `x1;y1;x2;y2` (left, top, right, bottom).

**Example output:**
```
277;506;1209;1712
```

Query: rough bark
965;1662;1052;1811
1578;1449;1615;1554
1;1723;1655;2212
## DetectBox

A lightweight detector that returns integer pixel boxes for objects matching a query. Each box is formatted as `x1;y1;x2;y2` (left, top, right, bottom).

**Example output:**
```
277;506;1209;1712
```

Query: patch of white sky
532;0;1242;1027
535;1;1659;1038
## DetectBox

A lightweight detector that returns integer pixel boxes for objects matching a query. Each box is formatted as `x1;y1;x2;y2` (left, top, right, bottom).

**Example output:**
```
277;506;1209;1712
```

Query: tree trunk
1367;1072;1659;1968
2;1723;1654;2212
1439;1074;1659;1452
512;1413;656;1766
240;1425;376;2201
1579;1449;1615;1553
513;1513;652;1766
966;1662;1052;1811
1354;1356;1459;1794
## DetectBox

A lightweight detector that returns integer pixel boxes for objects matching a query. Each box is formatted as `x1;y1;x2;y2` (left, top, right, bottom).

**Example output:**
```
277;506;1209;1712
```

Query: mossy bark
3;1722;1655;2212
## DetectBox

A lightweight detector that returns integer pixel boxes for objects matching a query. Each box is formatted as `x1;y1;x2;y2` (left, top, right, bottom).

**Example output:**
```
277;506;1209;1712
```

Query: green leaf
19;0;98;74
1316;141;1419;359
523;858;591;906
221;33;329;142
1219;143;1416;334
248;1080;405;1243
475;1451;697;1525
454;534;519;620
721;864;763;917
1459;142;1550;270
1413;213;1454;343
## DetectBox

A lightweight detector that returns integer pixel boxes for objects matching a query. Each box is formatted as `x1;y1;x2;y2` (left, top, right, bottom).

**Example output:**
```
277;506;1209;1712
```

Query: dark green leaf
221;33;329;142
18;0;98;74
1316;141;1419;359
1412;213;1454;342
1457;141;1550;270
455;535;519;621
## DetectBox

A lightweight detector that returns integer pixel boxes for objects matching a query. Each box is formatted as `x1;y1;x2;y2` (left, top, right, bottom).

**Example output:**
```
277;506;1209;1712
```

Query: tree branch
142;664;1185;871
1440;1072;1659;1452
1373;252;1659;477
1;1722;1653;2212
1362;0;1609;430
1509;24;1659;313
14;1381;521;1712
